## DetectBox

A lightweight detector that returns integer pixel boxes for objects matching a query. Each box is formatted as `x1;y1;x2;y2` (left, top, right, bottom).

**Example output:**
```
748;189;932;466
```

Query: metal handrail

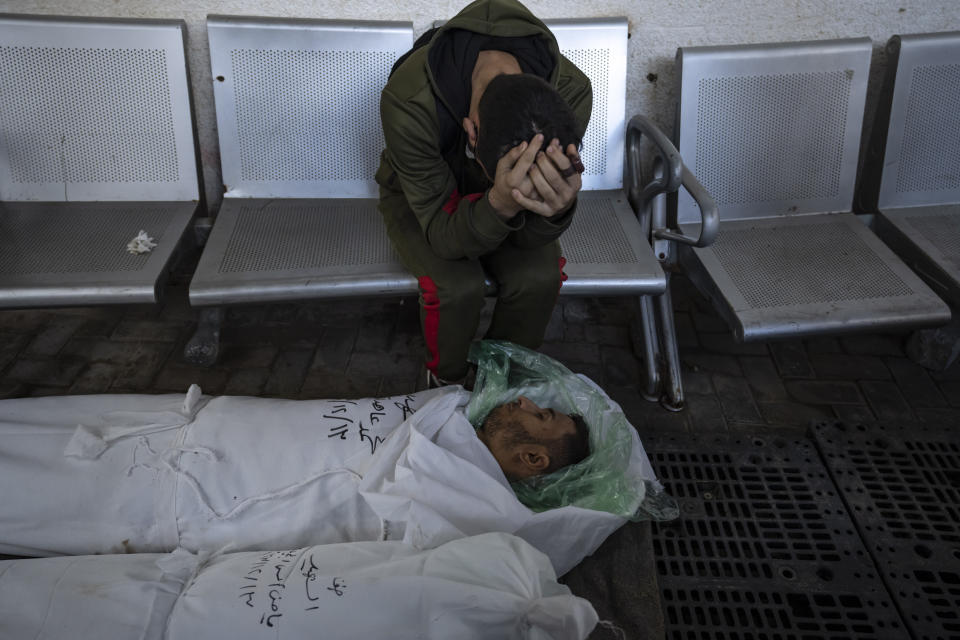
653;165;719;248
627;114;682;210
626;114;719;248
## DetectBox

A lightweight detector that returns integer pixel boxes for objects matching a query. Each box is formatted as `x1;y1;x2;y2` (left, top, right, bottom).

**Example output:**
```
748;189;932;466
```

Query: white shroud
0;387;442;557
0;533;598;640
0;384;657;575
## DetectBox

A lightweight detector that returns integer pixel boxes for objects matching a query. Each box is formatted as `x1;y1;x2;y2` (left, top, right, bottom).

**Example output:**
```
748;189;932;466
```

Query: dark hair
475;73;582;176
487;410;591;476
542;414;590;474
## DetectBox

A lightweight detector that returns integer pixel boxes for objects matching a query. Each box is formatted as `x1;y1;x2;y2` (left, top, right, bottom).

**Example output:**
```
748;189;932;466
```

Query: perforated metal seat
192;198;415;304
863;33;960;307
558;191;661;294
189;17;416;306
0;202;195;306
675;38;949;341
189;16;664;307
874;206;960;307
549;19;665;296
0;14;200;308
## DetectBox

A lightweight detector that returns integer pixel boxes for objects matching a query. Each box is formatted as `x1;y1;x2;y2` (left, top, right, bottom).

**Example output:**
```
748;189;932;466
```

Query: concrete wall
2;0;958;213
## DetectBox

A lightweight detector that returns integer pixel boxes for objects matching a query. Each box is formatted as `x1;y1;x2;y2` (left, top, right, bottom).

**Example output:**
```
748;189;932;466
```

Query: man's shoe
415;366;446;391
416;365;471;391
426;368;445;390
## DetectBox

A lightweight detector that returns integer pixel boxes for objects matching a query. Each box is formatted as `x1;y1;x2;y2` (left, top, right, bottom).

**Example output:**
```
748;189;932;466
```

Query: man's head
463;71;582;179
477;396;591;481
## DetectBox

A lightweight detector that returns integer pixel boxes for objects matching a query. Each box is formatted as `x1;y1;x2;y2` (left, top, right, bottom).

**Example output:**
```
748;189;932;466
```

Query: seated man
478;395;590;480
379;0;591;388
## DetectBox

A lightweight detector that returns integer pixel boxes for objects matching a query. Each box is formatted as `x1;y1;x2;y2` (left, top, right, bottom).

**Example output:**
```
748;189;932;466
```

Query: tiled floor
5;275;958;428
2;266;959;639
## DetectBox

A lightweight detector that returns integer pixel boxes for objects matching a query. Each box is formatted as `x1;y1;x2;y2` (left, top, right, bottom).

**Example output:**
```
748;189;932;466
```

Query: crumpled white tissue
127;230;158;254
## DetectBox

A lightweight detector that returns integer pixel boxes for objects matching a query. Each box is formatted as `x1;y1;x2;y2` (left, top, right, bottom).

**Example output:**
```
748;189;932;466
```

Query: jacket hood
438;0;559;50
426;0;561;121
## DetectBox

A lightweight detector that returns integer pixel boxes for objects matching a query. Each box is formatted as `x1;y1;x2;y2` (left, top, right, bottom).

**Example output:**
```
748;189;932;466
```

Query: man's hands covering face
487;133;583;220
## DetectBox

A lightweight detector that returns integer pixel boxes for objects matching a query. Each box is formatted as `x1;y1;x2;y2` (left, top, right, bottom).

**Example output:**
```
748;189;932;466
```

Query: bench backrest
546;18;628;192
0;14;198;202
675;38;871;224
207;16;412;199
876;32;960;210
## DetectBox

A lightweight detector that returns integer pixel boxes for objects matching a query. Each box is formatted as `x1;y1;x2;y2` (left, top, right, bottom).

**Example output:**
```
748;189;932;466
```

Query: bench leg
905;317;960;370
184;307;224;367
635;296;661;401
655;274;685;412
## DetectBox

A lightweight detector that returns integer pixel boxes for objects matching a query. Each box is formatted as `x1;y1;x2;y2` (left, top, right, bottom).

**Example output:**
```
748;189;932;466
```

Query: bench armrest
626;114;719;249
627;114;682;207
654;165;719;248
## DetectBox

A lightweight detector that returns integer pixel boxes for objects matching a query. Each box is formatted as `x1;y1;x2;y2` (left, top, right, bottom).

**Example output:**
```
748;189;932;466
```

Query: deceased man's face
477;396;576;480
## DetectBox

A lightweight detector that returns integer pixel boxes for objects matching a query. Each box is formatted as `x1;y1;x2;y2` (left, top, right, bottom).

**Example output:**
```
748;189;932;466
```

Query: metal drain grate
812;422;960;640
648;433;906;639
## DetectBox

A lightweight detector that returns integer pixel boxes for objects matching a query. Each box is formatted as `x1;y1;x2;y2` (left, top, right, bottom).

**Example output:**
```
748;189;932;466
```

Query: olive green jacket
376;0;592;261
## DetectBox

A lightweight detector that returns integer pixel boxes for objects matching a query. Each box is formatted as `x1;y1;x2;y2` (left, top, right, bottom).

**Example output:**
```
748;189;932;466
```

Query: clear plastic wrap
467;340;678;522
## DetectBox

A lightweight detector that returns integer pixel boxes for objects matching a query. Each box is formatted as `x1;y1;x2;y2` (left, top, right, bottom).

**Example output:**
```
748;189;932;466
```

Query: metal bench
187;15;716;407
674;38;950;342
861;32;960;308
190;16;415;308
549;19;718;409
545;19;667;297
0;14;200;308
190;16;665;304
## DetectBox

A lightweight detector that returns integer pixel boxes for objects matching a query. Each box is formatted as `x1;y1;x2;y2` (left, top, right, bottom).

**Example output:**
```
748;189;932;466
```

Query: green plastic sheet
467;340;677;521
